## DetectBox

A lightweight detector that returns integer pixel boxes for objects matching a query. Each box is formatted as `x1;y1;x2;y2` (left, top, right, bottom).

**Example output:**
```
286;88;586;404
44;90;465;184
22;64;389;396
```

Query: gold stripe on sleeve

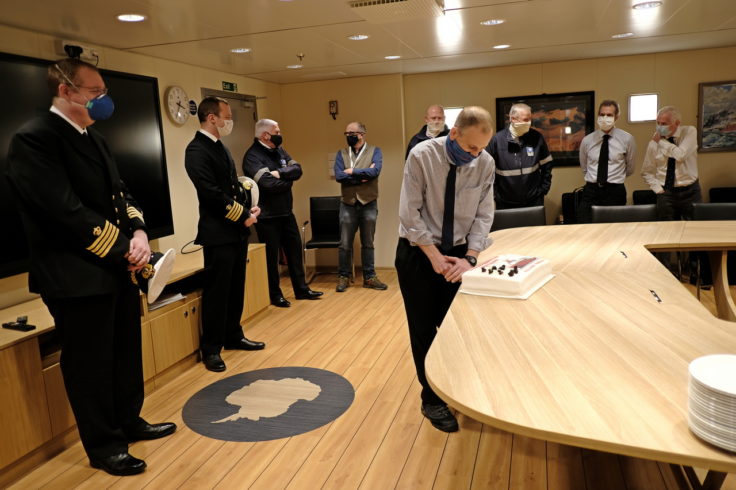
86;221;120;257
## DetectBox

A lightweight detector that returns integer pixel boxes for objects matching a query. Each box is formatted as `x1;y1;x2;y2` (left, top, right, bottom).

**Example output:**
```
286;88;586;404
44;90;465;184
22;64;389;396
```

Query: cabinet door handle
246;258;250;264
191;306;197;314
184;310;189;318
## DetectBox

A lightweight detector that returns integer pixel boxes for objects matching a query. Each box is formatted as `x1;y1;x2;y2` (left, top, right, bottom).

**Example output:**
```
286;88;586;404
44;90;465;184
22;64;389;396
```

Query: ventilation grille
348;0;444;23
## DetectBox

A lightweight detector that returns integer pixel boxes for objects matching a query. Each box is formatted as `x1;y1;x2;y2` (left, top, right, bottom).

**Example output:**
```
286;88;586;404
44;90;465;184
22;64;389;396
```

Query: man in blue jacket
243;119;322;308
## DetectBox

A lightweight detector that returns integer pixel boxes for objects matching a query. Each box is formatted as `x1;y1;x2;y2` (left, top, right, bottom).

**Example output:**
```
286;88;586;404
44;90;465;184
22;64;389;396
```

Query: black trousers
255;213;308;301
395;238;466;406
202;240;247;355
495;195;543;210
656;181;702;220
578;182;627;223
43;284;145;460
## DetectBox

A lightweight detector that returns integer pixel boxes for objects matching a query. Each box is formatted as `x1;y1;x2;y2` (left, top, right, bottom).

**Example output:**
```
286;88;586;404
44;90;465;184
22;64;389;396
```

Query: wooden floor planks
7;271;736;489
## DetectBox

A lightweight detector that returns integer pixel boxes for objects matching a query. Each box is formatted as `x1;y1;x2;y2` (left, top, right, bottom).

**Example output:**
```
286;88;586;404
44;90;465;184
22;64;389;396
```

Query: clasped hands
430;254;472;283
245;206;261;227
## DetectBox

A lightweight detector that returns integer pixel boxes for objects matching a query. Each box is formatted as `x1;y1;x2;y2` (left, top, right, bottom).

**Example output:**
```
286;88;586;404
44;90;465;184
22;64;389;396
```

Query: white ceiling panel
0;0;735;83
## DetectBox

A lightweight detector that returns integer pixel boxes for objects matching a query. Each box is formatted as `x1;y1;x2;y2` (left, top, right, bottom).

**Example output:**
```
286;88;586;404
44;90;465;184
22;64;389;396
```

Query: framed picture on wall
495;91;595;166
698;80;736;152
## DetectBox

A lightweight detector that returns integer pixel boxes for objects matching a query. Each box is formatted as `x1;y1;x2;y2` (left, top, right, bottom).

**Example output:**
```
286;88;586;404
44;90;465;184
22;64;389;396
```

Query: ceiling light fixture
286;64;303;69
612;32;635;39
384;55;401;60
480;19;505;26
230;48;251;53
287;52;305;69
493;44;510;49
348;34;370;41
117;14;146;22
632;1;662;9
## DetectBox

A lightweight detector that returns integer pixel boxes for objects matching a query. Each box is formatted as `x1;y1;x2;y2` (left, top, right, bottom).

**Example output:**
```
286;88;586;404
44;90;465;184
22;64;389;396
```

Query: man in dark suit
5;58;175;476
185;97;265;373
243;119;322;308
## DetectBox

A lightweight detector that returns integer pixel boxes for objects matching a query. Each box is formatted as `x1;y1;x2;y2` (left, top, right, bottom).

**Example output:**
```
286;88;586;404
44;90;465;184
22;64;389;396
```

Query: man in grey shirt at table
395;106;495;432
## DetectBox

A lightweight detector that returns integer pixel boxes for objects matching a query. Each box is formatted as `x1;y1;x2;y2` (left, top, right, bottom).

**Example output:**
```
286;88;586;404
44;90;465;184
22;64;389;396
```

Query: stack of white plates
688;354;736;452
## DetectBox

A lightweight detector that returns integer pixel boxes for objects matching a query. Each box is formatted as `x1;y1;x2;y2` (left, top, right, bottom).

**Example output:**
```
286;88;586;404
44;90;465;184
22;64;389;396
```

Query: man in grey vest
333;121;388;292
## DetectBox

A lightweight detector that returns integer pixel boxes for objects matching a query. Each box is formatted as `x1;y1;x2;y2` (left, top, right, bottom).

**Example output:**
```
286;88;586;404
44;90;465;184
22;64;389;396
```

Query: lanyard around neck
349;144;367;168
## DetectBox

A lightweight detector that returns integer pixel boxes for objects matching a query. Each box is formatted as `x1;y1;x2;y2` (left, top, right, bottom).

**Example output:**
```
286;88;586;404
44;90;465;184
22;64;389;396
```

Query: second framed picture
496;91;595;166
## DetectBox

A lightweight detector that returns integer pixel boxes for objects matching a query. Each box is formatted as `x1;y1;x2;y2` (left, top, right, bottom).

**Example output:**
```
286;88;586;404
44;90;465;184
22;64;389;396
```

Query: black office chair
301;196;342;283
491;205;546;232
591;204;656;223
632;190;657;205
691;203;736;298
709;187;736;203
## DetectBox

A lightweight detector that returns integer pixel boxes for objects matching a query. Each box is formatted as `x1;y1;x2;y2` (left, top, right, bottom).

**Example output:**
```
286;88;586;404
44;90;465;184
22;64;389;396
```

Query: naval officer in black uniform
5;58;175;476
185;97;265;373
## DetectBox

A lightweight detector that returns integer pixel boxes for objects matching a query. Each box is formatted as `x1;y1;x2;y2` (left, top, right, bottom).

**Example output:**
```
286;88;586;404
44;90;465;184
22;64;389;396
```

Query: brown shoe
363;276;388;290
336;275;350;292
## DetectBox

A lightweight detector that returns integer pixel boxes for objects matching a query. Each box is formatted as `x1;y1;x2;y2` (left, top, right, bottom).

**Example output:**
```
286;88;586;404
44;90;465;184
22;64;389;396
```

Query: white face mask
218;119;234;137
597;115;615;131
427;120;445;134
511;121;531;136
656;124;672;138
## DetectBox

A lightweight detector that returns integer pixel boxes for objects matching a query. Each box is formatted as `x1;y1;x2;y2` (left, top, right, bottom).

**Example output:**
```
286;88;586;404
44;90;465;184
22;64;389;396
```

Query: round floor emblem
182;367;355;441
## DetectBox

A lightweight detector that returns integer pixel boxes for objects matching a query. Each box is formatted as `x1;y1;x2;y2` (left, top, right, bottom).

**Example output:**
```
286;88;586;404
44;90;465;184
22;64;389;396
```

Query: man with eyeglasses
6;58;175;476
243;119;323;308
333;121;387;292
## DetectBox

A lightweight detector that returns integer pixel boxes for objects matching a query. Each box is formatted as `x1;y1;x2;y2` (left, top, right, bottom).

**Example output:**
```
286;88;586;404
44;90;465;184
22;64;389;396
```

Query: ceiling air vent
348;0;444;23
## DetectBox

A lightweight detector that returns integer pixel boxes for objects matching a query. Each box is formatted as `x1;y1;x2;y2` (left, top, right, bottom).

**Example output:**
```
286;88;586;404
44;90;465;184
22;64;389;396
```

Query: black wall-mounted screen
0;52;174;279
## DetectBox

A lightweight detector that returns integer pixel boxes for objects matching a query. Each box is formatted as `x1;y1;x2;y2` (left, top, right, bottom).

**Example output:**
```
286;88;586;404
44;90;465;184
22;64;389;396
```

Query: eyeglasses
344;132;364;137
76;86;109;97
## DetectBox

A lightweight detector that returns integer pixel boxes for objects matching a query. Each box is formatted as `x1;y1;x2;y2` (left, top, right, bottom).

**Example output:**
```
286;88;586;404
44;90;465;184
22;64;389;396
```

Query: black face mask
269;134;283;147
346;135;360;147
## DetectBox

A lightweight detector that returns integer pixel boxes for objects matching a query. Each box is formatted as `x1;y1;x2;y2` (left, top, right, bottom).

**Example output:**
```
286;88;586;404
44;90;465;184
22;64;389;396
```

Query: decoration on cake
459;254;554;299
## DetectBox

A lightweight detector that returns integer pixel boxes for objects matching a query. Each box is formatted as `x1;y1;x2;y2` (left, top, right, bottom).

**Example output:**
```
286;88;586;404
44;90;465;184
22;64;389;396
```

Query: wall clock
165;85;189;125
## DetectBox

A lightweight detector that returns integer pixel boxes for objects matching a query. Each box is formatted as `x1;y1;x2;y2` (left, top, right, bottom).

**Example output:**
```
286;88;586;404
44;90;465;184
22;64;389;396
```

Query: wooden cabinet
0;338;52;468
141;320;156;381
42;363;75;437
149;295;201;374
243;243;269;322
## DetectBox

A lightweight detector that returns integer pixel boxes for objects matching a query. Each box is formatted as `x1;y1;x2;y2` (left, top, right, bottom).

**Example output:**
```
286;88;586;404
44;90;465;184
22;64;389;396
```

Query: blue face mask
84;94;115;121
656;124;672;138
445;135;477;166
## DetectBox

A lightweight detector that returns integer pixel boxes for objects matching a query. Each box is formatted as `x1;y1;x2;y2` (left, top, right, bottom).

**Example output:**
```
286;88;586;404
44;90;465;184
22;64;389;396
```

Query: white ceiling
2;0;735;84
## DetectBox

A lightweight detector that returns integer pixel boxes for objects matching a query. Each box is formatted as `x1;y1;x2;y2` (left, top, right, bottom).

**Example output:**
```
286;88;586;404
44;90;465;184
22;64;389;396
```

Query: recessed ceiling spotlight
230;48;251;53
480;19;505;26
632;1;662;9
612;32;635;39
493;44;511;49
286;64;303;69
384;55;401;60
117;14;146;22
348;34;370;41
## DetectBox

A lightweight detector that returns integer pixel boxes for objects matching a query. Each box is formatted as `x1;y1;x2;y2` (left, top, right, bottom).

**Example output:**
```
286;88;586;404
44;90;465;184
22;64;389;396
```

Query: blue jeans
339;200;377;278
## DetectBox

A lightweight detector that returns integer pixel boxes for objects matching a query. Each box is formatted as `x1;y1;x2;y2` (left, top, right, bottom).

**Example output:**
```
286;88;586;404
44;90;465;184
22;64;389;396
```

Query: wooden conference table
425;221;736;480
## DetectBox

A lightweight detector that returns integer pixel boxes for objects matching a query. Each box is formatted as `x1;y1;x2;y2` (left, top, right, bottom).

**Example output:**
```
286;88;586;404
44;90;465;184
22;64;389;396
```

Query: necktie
597;134;610;185
440;164;457;252
664;137;677;191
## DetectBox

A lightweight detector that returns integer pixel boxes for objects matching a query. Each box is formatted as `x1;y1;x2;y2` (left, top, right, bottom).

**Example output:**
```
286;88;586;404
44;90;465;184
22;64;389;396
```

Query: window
628;93;658;122
444;107;463;128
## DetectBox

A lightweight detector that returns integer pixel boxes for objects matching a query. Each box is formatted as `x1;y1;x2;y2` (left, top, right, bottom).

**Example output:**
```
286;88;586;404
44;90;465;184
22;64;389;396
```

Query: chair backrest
491;205;546;232
309;196;341;239
709;187;736;203
591;204;656;223
632;190;657;205
692;202;736;221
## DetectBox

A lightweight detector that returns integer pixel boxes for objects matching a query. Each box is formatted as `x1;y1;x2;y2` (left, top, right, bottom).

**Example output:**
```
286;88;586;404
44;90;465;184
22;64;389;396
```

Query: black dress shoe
421;403;459;433
271;296;291;308
90;452;146;476
224;337;265;350
295;289;323;300
127;422;177;442
202;353;226;372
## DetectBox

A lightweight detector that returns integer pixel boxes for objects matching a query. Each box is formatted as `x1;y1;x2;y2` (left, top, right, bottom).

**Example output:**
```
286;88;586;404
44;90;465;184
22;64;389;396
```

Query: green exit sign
222;81;238;92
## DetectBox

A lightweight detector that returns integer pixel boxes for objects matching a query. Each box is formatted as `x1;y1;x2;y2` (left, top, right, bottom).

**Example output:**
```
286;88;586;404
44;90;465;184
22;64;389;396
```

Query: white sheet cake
460;254;553;299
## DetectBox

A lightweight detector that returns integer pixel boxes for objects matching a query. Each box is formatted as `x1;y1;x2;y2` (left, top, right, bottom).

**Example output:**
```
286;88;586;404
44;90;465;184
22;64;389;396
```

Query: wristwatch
464;255;477;267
